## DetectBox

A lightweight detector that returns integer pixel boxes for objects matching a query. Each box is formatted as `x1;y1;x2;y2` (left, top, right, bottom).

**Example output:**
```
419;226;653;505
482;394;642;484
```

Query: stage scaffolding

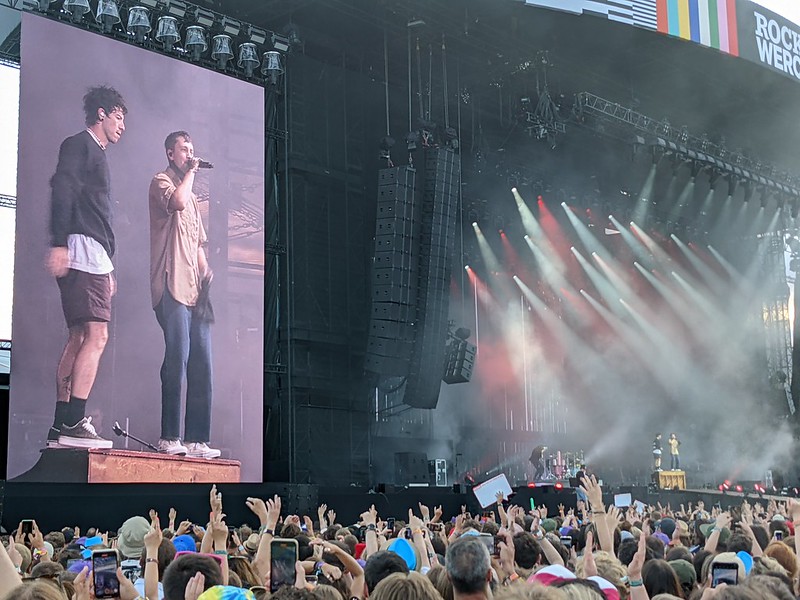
763;233;795;416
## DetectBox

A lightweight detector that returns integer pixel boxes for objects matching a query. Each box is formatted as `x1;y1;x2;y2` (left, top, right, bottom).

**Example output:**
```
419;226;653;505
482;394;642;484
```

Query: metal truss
574;92;800;199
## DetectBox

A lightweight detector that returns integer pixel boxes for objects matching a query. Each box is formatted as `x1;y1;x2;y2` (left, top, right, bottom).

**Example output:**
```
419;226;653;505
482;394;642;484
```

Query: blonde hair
371;571;442;600
312;584;346;600
0;581;66;600
495;583;568;600
575;552;629;600
426;565;454;600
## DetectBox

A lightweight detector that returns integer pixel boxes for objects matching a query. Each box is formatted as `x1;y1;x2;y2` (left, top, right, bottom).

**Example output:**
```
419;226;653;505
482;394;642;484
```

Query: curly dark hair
83;85;127;126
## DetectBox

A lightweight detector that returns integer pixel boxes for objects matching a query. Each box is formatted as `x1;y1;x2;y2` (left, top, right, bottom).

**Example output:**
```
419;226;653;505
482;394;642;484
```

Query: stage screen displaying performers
7;13;265;482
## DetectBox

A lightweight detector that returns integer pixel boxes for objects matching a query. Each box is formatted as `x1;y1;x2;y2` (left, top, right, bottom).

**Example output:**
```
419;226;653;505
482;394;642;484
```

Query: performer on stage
652;433;663;471
575;463;588;504
530;445;547;481
668;432;680;470
149;131;219;458
46;86;127;449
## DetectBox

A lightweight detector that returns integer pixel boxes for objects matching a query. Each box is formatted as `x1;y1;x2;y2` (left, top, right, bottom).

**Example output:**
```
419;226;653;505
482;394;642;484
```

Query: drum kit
542;449;585;480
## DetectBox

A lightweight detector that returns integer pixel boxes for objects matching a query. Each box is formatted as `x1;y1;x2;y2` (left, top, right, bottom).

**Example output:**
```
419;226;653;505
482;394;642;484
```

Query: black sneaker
45;426;66;449
58;416;113;449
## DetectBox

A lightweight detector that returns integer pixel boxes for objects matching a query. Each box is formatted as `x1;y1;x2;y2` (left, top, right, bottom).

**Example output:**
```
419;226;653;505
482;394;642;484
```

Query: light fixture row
25;0;286;81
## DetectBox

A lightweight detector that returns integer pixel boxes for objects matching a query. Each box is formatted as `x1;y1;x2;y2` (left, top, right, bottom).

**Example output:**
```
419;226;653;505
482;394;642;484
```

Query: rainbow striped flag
656;0;739;55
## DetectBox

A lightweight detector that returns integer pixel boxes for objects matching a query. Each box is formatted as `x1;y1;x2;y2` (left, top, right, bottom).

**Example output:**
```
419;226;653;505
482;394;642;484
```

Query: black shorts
57;269;113;328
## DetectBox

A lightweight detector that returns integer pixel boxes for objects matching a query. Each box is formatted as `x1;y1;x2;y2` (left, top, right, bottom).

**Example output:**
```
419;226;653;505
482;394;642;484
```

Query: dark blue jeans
671;454;680;470
155;290;212;443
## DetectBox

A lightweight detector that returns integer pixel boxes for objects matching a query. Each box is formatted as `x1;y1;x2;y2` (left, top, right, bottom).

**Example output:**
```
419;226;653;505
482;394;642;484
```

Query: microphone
112;420;160;452
195;158;214;169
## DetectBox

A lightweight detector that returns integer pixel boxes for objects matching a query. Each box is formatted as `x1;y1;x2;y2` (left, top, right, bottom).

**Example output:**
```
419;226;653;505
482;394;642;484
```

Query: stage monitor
8;13;265;482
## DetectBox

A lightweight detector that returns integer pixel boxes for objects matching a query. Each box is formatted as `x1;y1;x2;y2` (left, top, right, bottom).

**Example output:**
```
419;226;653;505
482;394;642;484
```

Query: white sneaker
158;439;188;455
185;442;221;459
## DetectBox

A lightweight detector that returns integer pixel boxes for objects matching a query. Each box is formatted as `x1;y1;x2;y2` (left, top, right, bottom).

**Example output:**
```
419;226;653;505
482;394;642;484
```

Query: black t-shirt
50;130;115;257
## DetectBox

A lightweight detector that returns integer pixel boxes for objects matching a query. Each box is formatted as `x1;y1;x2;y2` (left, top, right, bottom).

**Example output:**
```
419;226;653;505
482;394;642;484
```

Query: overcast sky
754;0;800;25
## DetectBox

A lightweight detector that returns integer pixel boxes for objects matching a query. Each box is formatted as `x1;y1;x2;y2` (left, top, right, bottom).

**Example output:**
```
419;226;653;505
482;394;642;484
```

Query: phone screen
775;531;783;541
270;538;298;593
478;533;494;556
386;517;395;531
712;563;739;587
560;535;573;548
20;521;33;548
92;551;120;599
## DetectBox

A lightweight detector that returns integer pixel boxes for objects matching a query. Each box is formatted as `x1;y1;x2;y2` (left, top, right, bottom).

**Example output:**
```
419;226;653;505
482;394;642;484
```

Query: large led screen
8;13;265;482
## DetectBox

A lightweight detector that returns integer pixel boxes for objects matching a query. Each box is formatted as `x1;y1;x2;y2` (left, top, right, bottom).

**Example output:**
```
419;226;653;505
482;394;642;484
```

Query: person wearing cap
668;558;697;598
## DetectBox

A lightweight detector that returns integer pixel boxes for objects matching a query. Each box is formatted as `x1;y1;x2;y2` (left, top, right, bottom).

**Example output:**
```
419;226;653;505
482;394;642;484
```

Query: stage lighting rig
155;15;179;50
165;0;186;19
271;33;290;52
184;25;207;61
211;34;233;69
96;0;121;33
237;42;260;78
219;16;241;37
64;0;90;23
246;25;267;45
21;0;55;11
261;50;284;86
193;6;213;28
126;6;151;43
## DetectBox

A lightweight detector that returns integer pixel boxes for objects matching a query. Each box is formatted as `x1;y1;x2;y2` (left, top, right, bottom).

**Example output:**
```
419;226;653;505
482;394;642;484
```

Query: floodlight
185;25;207;61
194;7;214;28
271;33;290;52
155;15;179;50
261;50;284;85
211;34;233;69
127;6;151;43
165;0;186;19
21;0;56;12
64;0;90;22
247;25;267;45
96;0;121;32
237;42;260;77
220;16;241;37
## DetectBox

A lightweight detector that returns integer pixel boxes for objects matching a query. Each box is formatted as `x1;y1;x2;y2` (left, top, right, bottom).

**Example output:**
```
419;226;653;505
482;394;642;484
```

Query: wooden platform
657;470;686;490
12;448;240;484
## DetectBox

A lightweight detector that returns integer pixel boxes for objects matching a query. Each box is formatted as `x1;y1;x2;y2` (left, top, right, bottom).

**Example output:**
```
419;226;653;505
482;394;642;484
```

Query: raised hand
175;520;192;536
303;515;315;536
149;509;158;524
266;495;282;527
29;521;45;551
583;530;598;577
326;509;337;526
408;508;425;531
6;534;22;569
714;511;732;530
433;505;443;522
360;505;377;527
209;484;223;517
318;504;328;529
169;507;177;525
579;475;604;509
246;497;268;525
628;529;647;581
418;502;431;523
210;514;228;549
184;572;205;600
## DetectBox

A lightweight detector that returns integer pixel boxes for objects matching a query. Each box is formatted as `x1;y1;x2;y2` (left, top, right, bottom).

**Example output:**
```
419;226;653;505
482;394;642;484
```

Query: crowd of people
1;478;798;600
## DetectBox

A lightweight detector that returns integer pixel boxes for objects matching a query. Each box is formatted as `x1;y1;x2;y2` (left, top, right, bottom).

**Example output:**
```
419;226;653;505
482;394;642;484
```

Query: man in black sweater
45;85;127;449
